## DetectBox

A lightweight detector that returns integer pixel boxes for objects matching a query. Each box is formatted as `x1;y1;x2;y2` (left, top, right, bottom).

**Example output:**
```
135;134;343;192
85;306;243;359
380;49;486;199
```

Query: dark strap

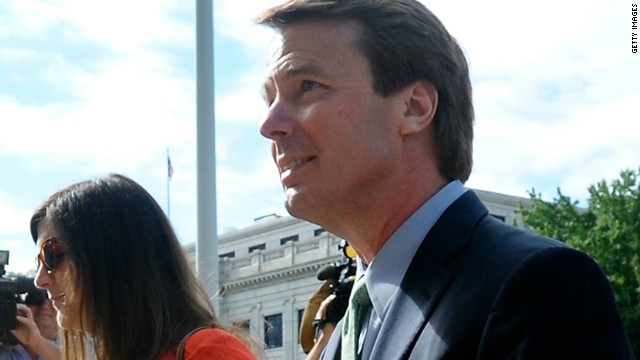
175;327;210;360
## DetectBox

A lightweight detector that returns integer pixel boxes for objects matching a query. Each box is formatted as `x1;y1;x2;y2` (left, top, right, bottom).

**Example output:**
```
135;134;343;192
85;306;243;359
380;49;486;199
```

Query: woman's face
34;221;82;330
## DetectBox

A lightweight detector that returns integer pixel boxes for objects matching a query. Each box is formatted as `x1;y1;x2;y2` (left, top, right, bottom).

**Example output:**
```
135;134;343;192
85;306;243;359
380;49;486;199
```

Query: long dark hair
31;174;219;359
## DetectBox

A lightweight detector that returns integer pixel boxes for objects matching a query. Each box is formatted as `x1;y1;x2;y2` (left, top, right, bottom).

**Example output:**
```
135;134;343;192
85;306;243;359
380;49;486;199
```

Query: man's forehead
265;36;329;81
266;31;285;64
267;54;325;78
265;20;363;72
267;18;363;57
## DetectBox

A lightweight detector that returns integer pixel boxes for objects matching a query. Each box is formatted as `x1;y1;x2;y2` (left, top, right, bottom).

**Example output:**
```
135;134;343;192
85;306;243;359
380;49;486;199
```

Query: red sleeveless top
158;328;257;360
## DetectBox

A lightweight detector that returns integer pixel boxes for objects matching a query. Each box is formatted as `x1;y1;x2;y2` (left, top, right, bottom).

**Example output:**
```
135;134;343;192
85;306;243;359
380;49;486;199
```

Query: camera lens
24;290;48;306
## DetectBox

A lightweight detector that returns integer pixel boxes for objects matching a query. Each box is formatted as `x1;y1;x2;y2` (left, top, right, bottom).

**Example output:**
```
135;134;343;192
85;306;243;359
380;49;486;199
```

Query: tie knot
351;276;371;307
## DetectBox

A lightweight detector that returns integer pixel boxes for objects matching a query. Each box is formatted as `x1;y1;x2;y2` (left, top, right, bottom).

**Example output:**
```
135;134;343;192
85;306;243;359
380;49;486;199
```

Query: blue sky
1;0;638;275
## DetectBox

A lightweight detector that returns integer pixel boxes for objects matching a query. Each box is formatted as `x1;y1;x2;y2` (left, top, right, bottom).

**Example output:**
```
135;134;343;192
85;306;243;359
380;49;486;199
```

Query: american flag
167;154;174;180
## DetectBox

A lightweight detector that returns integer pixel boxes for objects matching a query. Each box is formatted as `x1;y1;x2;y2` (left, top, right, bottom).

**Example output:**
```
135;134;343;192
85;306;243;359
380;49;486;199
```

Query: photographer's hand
11;304;40;346
11;304;61;360
305;295;337;360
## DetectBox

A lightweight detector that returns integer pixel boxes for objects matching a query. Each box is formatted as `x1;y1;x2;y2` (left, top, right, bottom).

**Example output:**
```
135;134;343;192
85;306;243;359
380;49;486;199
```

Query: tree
520;168;640;355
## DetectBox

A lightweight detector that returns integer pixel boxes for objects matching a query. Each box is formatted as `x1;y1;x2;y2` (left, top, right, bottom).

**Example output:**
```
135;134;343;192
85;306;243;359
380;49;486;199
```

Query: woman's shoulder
188;328;242;344
184;328;259;360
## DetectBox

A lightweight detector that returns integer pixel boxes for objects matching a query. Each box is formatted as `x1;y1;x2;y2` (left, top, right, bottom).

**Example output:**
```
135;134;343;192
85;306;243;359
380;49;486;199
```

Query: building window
491;214;506;222
249;243;266;253
314;228;326;237
264;313;283;348
297;308;305;343
219;251;235;259
280;235;299;246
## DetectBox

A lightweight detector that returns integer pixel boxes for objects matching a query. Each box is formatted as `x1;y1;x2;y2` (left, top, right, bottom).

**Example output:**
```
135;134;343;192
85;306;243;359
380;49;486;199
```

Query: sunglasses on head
36;237;65;274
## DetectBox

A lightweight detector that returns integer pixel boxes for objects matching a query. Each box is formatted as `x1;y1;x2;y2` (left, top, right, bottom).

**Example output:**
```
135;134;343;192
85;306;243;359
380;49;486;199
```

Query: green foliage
520;168;640;355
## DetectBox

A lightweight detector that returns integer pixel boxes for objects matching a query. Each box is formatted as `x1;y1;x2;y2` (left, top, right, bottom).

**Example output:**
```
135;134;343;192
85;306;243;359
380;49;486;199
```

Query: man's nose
259;98;294;141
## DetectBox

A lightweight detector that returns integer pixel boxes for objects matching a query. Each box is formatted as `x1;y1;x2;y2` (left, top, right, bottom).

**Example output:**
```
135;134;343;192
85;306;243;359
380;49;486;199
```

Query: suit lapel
370;260;452;359
321;191;488;360
370;191;488;359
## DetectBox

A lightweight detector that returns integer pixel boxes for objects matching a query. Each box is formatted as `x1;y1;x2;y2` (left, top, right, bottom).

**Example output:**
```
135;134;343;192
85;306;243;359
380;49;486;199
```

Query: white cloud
217;152;286;228
1;0;61;36
0;47;39;63
1;28;195;169
214;0;280;52
216;86;267;124
435;0;639;204
0;0;202;266
1;238;38;275
0;194;36;275
0;196;32;234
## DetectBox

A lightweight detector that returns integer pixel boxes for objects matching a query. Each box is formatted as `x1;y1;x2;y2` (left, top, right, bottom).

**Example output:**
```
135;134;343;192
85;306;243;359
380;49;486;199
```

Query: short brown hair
257;0;474;182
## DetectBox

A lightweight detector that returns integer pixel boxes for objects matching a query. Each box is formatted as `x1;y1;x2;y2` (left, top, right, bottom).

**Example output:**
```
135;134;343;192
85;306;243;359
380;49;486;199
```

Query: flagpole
196;0;218;309
167;148;171;220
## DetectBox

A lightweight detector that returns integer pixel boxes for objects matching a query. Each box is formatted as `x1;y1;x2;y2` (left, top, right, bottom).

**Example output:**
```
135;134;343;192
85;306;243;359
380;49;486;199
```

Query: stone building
183;189;530;360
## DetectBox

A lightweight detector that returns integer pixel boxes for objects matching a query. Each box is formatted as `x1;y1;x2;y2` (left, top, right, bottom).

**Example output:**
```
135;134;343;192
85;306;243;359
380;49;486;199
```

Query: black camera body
300;240;358;353
0;250;39;345
316;241;357;325
318;262;356;324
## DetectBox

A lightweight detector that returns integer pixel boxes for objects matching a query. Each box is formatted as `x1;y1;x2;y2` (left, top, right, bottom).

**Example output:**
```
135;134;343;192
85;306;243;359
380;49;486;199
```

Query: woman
31;174;260;360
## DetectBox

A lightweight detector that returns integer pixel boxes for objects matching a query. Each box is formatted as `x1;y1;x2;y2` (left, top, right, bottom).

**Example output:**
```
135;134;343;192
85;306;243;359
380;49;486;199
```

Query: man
0;290;61;360
257;0;634;359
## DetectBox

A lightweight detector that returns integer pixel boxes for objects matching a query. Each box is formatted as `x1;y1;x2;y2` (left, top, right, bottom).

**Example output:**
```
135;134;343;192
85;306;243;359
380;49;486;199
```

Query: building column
283;297;295;360
250;303;262;343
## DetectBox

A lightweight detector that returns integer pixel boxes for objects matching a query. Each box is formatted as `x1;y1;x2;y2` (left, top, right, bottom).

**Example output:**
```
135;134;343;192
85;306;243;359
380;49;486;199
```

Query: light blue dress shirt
0;338;60;360
0;344;39;360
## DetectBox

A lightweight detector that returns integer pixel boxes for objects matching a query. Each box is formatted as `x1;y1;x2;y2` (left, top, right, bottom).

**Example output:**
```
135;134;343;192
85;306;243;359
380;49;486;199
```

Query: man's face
260;19;403;224
29;299;59;340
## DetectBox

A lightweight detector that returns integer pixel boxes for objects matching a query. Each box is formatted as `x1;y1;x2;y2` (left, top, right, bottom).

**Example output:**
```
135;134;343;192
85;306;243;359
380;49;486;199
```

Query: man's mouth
282;157;314;172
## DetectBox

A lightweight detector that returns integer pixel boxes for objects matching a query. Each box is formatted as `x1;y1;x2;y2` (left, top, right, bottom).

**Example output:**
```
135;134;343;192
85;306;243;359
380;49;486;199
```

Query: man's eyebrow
261;62;327;102
282;62;326;78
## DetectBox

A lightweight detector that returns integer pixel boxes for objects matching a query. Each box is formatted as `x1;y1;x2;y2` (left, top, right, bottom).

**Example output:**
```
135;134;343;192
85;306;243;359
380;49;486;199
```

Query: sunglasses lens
36;239;59;272
43;241;55;269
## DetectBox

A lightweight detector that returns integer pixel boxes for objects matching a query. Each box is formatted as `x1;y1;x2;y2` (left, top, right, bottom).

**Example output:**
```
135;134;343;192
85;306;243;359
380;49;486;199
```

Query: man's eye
301;80;320;92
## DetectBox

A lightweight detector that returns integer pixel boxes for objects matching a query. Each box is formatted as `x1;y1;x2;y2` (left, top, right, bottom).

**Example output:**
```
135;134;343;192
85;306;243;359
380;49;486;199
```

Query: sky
1;0;638;275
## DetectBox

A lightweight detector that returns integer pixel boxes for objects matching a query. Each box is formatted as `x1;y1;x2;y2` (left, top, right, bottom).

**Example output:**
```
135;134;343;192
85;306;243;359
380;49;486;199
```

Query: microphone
316;264;340;281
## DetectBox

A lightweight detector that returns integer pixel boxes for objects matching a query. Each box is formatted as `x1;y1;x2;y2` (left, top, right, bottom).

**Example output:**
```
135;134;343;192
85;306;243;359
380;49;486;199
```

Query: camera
315;241;357;324
0;250;40;345
299;240;357;353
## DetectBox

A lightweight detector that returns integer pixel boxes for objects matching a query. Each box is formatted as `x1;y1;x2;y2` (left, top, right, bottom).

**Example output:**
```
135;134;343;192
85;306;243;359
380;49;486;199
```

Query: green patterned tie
341;276;371;360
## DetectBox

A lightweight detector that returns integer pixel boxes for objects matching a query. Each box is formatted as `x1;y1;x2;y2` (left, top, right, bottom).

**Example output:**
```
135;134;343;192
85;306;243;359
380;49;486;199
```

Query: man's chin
285;197;324;225
285;197;308;219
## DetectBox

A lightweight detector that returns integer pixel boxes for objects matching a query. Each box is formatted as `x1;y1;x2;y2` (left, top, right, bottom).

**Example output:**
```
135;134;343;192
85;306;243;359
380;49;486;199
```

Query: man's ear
399;81;438;135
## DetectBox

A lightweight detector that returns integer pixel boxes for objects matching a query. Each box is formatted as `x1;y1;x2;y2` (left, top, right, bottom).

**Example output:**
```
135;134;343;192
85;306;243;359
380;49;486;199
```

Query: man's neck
324;172;448;264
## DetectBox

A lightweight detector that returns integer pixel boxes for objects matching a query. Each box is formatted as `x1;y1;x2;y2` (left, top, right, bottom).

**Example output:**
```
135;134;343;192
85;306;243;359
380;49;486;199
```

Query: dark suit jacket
321;191;634;359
